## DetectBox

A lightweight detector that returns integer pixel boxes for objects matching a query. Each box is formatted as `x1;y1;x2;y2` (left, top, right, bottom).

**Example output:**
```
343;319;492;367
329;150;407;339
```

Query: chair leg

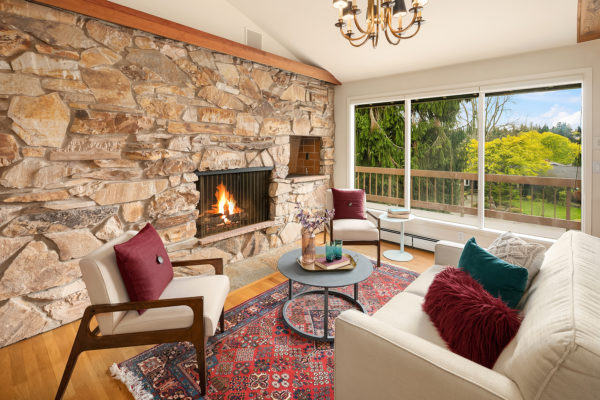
194;339;207;395
377;240;381;268
55;324;86;400
219;307;225;333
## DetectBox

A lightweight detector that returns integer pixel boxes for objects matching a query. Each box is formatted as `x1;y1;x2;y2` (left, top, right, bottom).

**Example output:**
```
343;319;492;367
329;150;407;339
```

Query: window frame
347;69;593;236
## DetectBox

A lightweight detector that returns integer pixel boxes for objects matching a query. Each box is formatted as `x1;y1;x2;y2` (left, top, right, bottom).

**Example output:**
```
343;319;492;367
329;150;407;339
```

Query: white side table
378;213;415;262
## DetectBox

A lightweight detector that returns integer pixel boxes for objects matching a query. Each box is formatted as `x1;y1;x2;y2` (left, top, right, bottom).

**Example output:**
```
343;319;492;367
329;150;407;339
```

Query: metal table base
281;280;367;342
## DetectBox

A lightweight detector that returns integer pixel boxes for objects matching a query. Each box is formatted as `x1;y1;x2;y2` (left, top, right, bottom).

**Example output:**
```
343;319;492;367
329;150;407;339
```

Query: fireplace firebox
195;167;272;238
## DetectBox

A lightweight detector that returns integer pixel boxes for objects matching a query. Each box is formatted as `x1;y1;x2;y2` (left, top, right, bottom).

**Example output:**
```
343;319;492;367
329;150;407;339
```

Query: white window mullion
348;103;356;189
404;99;411;210
477;92;485;229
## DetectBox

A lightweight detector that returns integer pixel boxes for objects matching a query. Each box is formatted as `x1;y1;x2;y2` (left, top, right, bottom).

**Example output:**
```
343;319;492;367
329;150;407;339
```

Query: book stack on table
315;256;351;270
387;207;410;219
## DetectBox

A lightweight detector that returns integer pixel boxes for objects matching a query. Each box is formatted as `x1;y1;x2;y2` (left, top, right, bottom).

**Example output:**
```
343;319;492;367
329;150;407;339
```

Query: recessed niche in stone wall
288;136;322;176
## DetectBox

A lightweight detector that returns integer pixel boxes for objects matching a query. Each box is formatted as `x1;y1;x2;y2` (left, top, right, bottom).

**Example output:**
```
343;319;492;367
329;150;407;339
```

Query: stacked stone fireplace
0;0;334;347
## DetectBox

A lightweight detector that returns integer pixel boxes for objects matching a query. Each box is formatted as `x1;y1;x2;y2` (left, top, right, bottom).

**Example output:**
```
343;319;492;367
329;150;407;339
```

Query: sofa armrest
434;240;465;266
334;310;523;400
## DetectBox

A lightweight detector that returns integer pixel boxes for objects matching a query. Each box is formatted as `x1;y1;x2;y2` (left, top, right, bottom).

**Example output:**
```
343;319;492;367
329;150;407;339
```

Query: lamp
333;0;428;48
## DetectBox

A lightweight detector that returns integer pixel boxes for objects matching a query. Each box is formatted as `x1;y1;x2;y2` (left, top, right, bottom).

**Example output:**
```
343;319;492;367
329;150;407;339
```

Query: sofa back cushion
493;231;600;400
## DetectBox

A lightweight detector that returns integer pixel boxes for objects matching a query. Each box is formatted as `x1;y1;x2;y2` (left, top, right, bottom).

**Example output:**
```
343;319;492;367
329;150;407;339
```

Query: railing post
460;180;465;217
530;186;534;216
519;185;523;213
566;187;571;221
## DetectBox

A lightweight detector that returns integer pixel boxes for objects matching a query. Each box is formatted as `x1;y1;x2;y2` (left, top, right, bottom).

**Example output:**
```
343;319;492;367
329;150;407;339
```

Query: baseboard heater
379;227;439;252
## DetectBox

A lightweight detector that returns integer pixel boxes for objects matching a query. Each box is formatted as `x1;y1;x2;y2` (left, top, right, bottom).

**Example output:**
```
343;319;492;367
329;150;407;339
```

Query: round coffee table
277;247;373;342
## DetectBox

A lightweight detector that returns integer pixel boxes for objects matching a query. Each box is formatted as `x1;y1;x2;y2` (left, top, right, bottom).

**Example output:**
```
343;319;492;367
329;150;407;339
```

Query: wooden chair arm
366;210;379;220
88;296;204;315
171;257;224;275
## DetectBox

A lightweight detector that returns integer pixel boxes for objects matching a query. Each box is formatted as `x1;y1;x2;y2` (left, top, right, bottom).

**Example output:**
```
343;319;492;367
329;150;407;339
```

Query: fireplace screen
195;167;272;238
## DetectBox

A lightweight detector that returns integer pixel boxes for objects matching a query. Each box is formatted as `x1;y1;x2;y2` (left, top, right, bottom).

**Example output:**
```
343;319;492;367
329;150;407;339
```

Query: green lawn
490;199;581;221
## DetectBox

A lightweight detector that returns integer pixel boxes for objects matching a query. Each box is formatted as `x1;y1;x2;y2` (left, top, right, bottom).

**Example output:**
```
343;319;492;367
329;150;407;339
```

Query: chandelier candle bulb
333;0;348;9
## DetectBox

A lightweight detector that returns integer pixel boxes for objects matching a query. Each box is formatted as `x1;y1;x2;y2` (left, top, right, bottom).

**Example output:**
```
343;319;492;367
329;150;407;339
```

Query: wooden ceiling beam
31;0;341;85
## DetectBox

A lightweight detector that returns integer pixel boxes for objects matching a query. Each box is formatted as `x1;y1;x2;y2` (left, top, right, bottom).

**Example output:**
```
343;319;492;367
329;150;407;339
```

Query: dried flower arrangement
294;203;335;236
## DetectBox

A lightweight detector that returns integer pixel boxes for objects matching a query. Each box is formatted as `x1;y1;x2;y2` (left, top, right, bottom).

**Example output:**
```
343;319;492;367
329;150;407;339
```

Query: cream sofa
334;231;600;400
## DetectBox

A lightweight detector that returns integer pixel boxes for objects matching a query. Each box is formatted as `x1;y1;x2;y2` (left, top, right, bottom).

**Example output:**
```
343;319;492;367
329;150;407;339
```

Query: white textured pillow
487;231;546;290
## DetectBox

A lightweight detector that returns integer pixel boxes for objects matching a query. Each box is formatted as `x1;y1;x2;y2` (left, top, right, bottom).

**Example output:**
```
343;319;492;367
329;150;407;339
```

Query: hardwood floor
0;237;433;400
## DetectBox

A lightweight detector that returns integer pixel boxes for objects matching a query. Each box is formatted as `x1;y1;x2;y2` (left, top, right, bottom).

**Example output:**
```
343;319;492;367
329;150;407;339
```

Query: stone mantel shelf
198;221;276;246
286;175;330;184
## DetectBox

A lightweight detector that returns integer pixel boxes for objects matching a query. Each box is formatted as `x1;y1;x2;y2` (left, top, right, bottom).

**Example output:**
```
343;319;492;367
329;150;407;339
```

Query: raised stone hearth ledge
0;0;334;347
198;220;276;246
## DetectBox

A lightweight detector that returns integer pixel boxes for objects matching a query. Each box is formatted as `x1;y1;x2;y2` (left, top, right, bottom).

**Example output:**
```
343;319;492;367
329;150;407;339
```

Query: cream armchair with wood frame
324;189;381;268
55;231;230;400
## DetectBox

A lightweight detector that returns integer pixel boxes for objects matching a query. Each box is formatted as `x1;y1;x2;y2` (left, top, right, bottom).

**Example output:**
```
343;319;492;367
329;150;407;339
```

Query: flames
209;183;241;224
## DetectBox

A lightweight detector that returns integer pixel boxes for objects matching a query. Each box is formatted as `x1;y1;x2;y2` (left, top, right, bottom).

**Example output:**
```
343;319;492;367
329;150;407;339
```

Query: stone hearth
0;0;334;347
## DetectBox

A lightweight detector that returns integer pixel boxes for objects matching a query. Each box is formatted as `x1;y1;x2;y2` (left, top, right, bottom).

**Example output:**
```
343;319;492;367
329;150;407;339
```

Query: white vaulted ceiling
111;0;578;83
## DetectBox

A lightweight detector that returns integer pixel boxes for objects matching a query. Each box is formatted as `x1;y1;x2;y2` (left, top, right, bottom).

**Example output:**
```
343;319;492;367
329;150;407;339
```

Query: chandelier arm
348;34;372;47
397;22;422;39
352;13;369;34
388;11;419;36
338;24;368;42
384;27;401;45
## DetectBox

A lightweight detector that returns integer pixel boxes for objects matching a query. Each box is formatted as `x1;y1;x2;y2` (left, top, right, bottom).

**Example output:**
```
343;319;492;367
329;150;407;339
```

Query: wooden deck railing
355;166;581;230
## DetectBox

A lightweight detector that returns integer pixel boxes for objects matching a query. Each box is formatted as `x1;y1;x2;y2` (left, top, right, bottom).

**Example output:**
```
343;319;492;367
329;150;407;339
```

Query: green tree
467;130;581;176
411;98;473;172
354;105;405;168
467;131;551;176
540;131;581;165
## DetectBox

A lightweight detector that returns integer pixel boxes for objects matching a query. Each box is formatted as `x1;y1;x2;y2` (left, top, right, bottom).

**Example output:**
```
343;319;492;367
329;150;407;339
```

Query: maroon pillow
332;188;366;220
114;223;173;314
423;267;521;368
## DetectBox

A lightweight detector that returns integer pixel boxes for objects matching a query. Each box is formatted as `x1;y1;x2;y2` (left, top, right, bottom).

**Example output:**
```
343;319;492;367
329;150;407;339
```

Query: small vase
301;231;316;264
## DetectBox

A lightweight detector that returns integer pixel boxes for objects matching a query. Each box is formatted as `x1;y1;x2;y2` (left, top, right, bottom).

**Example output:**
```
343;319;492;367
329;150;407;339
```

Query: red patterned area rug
111;261;419;400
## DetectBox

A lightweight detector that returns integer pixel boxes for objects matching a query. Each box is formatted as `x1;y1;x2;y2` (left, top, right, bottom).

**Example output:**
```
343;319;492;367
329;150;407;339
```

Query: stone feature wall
0;0;334;347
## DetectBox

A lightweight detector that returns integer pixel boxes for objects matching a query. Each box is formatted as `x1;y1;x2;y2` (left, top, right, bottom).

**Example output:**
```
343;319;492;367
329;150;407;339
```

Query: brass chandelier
332;0;429;48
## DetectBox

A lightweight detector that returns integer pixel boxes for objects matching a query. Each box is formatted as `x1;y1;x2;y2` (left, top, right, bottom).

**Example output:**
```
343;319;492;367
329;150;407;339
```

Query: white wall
334;41;600;240
110;0;299;61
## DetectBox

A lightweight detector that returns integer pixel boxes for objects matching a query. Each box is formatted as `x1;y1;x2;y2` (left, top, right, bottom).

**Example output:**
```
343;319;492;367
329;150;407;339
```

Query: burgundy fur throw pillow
423;267;522;368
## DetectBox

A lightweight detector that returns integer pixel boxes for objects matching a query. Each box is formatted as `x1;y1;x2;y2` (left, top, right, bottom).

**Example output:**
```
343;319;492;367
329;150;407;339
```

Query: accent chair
55;231;230;399
325;188;381;268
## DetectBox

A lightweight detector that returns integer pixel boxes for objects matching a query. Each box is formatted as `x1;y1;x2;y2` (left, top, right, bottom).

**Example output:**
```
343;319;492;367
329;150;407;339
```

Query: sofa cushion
373;292;446;348
423;267;521;368
487;231;546;290
493;231;600;400
403;264;446;297
332;188;366;220
114;223;173;314
458;237;528;308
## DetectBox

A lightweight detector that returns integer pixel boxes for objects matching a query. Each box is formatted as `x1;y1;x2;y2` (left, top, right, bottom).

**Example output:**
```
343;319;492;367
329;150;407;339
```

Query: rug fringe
109;363;155;400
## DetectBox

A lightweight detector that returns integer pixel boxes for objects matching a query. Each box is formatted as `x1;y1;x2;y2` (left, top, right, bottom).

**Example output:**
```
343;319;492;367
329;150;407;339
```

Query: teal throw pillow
458;237;528;309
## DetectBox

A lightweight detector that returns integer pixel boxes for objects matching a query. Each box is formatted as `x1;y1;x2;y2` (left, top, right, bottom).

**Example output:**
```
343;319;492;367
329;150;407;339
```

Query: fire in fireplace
209;183;242;225
195;167;272;238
